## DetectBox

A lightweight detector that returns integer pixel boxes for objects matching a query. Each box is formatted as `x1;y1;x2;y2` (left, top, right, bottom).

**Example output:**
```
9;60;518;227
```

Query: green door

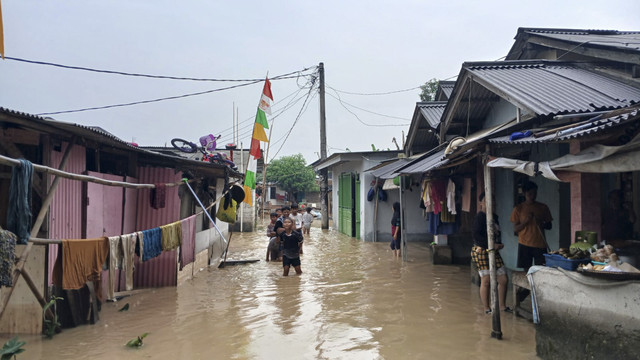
338;173;353;236
355;176;361;239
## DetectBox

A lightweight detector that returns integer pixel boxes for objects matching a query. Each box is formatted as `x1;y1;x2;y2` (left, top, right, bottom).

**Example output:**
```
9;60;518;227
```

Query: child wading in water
302;207;314;235
278;217;303;276
266;212;281;262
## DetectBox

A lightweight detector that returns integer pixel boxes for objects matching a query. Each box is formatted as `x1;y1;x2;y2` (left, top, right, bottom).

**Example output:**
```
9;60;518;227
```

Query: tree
419;78;439;102
265;154;319;199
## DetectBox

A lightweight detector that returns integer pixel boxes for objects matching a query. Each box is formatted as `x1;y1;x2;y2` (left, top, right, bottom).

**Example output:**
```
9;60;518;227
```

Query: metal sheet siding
47;142;86;285
133;166;183;288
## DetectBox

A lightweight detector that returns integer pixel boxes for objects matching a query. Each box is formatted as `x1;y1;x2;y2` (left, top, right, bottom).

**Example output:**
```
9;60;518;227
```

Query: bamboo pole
261;118;275;221
0;154;185;189
483;145;502;340
0;139;76;321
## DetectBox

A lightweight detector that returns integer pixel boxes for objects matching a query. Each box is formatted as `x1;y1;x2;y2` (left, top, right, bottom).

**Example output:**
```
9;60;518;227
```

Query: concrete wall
531;267;640;359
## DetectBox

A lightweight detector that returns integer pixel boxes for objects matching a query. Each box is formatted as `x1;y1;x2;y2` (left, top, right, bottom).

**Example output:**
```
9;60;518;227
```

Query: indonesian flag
0;0;5;59
244;77;273;205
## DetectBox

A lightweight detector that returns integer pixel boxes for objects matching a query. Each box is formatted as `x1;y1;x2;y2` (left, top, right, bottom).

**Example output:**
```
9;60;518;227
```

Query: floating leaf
126;333;149;348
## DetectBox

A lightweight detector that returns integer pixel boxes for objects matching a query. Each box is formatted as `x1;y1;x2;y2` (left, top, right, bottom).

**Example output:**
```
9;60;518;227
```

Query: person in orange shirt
510;181;552;272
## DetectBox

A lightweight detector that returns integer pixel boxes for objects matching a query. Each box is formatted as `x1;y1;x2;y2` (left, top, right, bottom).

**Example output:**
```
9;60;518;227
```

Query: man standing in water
279;217;303;276
510;181;552;272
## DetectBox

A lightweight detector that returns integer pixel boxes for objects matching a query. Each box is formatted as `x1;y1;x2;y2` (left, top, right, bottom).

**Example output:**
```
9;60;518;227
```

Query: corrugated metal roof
524;28;640;52
369;158;410;179
439;81;456;100
396;149;449;175
467;61;640;116
489;107;640;144
0;107;240;178
418;102;447;129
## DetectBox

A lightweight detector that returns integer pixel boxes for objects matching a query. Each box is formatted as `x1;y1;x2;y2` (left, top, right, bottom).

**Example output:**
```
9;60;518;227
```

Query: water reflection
8;222;538;359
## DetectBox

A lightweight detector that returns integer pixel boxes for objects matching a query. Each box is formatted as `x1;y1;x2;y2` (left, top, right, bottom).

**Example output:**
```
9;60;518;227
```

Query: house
312;150;405;240
392;28;640;359
0;107;242;334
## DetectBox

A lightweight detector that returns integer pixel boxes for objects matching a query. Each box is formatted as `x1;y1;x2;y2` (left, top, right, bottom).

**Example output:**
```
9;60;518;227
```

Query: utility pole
319;62;329;229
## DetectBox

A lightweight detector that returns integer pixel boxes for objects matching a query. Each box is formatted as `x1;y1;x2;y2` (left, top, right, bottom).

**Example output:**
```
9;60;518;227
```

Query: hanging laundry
430;179;447;215
421;180;434;212
427;212;458;235
150;183;166;209
121;233;137;291
0;230;17;287
161;221;182;252
141;228;162;262
7;159;33;244
107;236;123;300
446;179;457;215
135;231;144;261
440;202;456;223
61;237;109;292
180;215;197;270
461;178;472;212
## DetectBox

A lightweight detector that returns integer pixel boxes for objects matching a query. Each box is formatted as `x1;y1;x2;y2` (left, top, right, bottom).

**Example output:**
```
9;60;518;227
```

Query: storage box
544;253;590;271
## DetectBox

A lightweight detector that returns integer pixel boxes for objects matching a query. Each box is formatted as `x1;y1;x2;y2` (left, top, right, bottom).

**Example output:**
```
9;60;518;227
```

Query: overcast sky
1;1;639;164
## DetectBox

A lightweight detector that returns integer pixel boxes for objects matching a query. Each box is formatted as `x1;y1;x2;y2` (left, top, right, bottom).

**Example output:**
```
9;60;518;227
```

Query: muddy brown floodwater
12;223;538;359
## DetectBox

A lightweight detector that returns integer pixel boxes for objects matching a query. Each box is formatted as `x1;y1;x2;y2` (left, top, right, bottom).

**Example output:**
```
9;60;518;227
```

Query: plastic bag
367;187;375;201
216;194;237;224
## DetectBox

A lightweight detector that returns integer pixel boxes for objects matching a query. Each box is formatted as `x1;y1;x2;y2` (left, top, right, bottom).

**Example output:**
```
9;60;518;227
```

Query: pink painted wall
47;142;86;285
133;166;182;288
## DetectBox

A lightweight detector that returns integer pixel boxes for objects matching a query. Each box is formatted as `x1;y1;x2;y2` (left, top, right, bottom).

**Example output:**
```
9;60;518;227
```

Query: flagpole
261;118;275;221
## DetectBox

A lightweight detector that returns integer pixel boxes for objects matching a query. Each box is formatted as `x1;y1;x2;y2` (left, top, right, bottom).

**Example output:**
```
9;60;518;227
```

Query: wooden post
483;145;502;339
0;139;75;321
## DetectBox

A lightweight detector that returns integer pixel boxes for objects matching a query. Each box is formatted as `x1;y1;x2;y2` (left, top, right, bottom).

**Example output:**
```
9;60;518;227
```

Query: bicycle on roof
171;134;237;170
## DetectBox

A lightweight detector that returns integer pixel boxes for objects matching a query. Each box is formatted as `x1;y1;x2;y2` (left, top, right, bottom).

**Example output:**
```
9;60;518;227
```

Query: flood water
13;223;537;359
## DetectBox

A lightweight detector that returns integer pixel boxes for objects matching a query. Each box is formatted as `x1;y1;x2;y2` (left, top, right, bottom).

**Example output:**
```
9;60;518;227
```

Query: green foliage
266;154;319;196
43;296;63;339
126;333;149;348
419;78;439;101
1;337;26;360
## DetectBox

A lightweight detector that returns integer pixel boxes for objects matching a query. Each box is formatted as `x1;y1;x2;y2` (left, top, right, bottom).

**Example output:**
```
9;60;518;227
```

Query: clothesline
25;186;228;245
0;154;193;189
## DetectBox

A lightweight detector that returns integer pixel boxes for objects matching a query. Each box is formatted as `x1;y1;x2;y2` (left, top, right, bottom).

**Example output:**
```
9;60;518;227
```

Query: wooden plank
0;244;45;334
0;128;41;146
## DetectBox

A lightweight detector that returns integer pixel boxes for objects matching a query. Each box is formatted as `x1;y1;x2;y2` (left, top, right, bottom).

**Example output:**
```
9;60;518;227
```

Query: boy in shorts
302;207;314;235
279;217;303;276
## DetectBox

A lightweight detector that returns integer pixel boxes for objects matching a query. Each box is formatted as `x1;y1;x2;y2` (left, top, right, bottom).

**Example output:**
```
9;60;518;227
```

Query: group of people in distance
266;204;315;276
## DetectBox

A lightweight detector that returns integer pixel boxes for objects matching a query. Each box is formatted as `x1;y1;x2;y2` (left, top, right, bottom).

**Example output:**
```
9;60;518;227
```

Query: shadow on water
10;222;538;359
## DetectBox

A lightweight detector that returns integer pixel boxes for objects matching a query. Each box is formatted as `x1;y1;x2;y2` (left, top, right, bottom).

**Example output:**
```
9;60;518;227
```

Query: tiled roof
417;102;447;129
521;28;640;52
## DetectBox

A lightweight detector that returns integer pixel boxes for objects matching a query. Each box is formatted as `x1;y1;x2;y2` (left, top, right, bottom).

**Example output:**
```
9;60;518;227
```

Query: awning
488;132;640;181
369;158;410;179
396;149;448;175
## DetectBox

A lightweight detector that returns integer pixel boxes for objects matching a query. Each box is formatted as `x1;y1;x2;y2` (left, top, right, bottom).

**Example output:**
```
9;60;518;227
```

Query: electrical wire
328;84;421;96
327;88;410;127
36;67;318;116
6;56;315;83
269;81;318;159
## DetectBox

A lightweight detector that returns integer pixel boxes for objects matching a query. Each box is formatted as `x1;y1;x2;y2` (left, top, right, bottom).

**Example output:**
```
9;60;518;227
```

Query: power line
6;56;315;83
325;91;410;121
269;81;318;160
327;89;410;127
328;84;421;96
36;67;318;116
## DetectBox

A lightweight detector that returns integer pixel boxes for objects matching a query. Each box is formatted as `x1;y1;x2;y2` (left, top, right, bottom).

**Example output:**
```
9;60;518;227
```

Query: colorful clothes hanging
161;221;182;252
